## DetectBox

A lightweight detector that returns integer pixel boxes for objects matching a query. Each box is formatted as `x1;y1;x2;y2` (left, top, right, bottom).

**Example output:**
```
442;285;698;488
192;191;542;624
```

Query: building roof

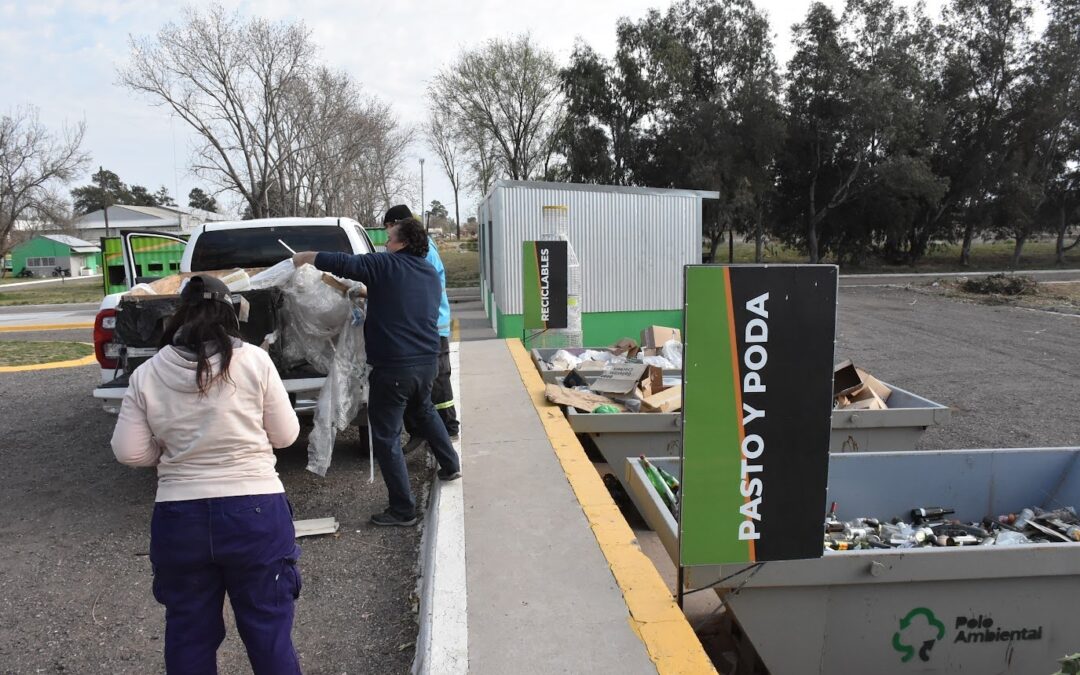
486;179;721;201
40;234;100;253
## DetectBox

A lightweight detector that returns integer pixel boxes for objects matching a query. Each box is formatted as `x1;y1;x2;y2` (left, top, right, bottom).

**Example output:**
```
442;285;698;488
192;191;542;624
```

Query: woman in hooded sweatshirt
111;275;302;675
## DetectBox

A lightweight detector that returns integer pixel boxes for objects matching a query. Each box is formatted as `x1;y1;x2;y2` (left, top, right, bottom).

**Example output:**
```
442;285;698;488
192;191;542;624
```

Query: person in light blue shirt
382;205;460;446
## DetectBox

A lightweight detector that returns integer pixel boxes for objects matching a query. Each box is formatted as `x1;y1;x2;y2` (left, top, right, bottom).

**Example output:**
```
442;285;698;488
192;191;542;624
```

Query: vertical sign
522;240;568;329
680;265;837;566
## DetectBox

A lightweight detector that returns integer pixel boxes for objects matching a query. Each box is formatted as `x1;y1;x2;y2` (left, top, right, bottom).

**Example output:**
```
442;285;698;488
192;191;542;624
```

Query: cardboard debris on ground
640;365;667;399
293;517;340;538
640;325;681;356
545;384;626;413
833;360;891;410
641;384;682;413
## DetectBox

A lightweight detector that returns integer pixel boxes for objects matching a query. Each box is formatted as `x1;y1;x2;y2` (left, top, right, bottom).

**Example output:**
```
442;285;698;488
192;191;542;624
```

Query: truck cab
92;217;373;412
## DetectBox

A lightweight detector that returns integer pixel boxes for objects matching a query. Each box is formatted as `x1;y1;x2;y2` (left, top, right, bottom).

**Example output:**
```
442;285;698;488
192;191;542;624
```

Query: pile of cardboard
543;325;684;414
833;360;892;411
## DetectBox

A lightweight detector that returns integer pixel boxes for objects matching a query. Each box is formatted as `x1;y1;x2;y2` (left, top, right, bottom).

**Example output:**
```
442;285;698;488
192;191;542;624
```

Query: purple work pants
150;492;302;675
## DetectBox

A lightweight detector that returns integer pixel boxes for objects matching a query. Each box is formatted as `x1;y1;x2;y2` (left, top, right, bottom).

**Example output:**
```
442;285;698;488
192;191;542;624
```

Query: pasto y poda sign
522;240;568;330
680;265;837;566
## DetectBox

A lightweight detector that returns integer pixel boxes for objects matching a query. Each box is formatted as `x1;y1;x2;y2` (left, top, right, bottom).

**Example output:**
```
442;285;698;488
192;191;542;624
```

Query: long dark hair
159;282;241;395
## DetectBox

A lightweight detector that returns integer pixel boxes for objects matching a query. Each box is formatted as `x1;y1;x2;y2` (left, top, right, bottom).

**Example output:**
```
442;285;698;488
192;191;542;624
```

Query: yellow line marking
0;322;94;333
450;317;460;343
506;338;717;674
0;352;97;373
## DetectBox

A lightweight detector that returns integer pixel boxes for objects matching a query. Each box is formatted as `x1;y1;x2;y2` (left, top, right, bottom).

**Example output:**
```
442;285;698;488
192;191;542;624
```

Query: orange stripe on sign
723;268;755;562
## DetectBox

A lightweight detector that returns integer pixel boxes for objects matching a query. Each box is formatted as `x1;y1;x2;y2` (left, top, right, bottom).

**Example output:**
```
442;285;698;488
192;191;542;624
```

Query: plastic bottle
534;205;583;348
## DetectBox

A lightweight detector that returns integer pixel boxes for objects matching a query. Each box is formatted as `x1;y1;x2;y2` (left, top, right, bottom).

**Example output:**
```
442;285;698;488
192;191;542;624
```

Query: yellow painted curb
0;322;94;333
506;338;717;675
0;352;97;373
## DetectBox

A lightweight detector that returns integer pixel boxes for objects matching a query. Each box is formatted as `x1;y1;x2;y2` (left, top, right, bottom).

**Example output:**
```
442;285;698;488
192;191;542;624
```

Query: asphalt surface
0;357;430;674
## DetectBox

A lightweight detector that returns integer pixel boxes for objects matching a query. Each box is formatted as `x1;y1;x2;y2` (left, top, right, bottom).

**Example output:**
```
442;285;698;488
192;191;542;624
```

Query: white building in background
72;204;229;241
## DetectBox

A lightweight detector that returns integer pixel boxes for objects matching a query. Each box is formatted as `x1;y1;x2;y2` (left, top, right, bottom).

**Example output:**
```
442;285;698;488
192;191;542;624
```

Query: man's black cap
180;274;232;306
383;204;413;225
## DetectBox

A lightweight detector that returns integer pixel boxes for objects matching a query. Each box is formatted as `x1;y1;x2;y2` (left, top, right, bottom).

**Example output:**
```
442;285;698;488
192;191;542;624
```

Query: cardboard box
841;385;887;411
589;363;648;397
641;385;682;413
640;325;681;351
833;359;864;398
855;367;892;404
610;338;640;359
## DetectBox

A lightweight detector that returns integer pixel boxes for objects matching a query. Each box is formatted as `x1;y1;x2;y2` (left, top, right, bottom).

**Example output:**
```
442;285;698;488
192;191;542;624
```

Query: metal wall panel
487;182;706;314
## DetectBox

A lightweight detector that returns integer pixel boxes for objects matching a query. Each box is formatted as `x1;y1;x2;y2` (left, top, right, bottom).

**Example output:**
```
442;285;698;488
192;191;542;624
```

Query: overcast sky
1;0;958;219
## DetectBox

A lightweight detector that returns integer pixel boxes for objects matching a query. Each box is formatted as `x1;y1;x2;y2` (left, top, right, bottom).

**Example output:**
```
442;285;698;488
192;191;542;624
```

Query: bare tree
0;106;88;257
120;5;415;223
431;34;563;182
424;100;468;237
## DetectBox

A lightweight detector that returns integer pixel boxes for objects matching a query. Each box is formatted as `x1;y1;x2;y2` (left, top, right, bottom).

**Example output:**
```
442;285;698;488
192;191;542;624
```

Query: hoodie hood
155;341;244;394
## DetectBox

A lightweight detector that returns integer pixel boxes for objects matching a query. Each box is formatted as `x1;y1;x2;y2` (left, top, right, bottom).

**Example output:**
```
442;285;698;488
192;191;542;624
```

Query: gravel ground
836;284;1080;449
0;362;429;674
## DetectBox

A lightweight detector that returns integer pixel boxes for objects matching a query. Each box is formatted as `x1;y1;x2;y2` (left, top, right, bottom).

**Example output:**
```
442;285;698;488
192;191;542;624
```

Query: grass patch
710;238;1078;272
440;248;479;288
0;341;94;367
0;279;104;306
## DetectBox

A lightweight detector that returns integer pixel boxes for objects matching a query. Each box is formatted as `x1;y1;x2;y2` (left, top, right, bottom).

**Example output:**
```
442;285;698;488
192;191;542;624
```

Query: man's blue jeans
150;493;301;674
369;361;461;518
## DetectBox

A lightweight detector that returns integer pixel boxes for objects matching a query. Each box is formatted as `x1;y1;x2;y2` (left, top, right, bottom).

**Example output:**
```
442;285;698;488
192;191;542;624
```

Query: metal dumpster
567;380;949;470
627;448;1080;675
531;347;680;384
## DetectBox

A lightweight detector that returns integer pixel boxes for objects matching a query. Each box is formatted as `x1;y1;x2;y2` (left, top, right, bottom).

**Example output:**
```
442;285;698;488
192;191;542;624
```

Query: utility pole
100;165;111;238
419;158;426;232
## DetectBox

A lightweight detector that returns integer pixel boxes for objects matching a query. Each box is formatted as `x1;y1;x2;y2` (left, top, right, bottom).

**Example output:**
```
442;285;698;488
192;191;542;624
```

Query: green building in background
9;235;102;277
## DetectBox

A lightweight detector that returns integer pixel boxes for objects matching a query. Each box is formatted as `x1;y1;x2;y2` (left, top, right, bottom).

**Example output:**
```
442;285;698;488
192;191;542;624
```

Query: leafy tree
153;186;176;207
187;187;218;212
428;200;448;219
71;168;131;214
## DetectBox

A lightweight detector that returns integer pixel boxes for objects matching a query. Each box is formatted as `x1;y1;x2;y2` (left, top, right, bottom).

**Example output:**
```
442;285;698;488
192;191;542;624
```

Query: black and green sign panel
522;240;568;330
680;265;837;566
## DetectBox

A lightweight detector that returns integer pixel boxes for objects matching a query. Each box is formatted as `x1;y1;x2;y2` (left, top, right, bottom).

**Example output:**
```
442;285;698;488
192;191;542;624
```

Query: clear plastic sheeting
256;261;369;476
306;302;368;476
280;265;354;374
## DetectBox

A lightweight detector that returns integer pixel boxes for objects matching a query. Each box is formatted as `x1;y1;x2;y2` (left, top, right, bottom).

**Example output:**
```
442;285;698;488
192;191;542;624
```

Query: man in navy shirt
293;217;460;527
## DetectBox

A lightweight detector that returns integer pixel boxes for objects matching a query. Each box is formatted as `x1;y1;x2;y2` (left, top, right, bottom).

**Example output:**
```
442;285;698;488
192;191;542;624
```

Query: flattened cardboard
544;384;626;413
589;363;648;396
641;384;682;413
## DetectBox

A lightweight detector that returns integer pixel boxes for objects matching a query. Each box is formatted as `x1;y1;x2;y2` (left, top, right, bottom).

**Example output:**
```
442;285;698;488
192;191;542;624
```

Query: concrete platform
411;299;716;673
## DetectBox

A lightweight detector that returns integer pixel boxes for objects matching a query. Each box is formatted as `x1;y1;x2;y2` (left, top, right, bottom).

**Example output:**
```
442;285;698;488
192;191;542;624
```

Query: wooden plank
294;517;339;538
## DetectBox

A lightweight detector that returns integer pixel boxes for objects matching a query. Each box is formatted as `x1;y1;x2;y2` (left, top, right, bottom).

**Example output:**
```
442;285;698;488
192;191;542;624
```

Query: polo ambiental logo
892;608;1044;663
892;607;945;663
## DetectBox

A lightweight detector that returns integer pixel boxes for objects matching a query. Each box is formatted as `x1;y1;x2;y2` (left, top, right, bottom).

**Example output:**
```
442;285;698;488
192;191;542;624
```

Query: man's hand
292;251;318;268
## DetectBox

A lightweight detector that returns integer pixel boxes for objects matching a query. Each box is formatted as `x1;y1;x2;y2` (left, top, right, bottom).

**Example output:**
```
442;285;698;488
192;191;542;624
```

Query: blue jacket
314;250;440;368
426;239;451;338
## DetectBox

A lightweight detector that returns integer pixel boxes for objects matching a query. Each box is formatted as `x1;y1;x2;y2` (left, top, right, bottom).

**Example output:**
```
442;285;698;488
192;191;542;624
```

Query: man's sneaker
370;509;418;527
438;468;462;481
402;436;427;454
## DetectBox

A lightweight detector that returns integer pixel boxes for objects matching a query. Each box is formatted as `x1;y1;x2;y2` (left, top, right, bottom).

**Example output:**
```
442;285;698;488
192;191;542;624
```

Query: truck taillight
94;309;118;369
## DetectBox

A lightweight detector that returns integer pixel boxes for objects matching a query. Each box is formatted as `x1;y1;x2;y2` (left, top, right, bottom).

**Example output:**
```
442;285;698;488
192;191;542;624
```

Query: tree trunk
1056;206;1067;265
754;207;763;263
959;221;976;267
453;186;460;240
807;219;820;264
1010;234;1026;268
708;232;722;263
728;223;734;264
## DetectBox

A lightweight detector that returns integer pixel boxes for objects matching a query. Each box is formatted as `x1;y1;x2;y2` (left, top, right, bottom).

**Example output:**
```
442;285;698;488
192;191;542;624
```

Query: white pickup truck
92;217;373;413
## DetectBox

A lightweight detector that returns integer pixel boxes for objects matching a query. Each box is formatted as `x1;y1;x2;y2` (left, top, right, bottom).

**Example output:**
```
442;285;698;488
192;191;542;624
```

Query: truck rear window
190;226;354;271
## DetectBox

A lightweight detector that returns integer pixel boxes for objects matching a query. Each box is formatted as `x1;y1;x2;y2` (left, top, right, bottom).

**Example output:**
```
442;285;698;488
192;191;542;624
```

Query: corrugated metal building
478;180;718;344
